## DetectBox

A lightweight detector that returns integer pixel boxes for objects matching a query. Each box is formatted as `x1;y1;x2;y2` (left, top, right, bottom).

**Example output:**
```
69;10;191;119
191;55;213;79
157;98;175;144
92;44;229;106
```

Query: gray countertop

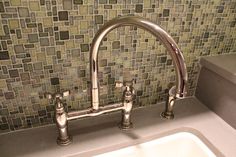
0;97;236;157
200;54;236;84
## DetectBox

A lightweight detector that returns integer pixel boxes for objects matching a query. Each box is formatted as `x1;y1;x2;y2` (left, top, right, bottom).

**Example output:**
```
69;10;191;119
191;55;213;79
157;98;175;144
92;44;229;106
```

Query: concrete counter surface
0;97;236;157
200;54;236;84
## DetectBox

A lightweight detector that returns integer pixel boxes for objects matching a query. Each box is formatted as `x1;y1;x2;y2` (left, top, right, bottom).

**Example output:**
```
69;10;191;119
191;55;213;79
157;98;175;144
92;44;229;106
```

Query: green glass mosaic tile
0;0;235;133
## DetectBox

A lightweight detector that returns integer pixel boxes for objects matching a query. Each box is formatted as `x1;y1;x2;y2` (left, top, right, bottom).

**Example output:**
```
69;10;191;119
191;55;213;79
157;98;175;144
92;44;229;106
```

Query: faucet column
55;96;72;146
161;86;176;119
120;82;135;129
45;91;72;146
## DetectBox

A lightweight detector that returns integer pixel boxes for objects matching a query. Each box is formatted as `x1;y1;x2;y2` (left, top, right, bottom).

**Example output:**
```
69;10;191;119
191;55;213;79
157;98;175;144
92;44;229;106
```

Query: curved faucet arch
90;16;188;111
51;16;189;145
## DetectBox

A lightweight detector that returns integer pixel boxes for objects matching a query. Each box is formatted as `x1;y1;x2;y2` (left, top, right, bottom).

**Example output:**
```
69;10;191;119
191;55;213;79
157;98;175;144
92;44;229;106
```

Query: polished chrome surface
90;16;187;118
46;91;72;146
120;82;135;129
48;81;135;145
49;16;188;145
161;86;176;119
67;103;124;120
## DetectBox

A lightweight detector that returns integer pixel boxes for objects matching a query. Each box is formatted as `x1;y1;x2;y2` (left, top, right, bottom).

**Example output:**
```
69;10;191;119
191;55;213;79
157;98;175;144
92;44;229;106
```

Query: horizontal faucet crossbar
67;103;124;121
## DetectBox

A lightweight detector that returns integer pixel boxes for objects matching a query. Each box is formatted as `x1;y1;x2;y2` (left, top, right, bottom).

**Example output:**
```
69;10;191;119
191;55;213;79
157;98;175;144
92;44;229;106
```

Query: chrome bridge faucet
47;16;188;146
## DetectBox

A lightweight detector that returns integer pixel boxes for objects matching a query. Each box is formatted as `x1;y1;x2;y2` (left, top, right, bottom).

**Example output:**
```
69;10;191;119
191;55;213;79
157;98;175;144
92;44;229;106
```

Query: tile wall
0;0;235;133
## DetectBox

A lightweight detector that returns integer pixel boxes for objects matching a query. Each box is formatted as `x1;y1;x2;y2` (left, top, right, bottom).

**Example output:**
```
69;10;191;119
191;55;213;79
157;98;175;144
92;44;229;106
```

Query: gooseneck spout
90;16;188;112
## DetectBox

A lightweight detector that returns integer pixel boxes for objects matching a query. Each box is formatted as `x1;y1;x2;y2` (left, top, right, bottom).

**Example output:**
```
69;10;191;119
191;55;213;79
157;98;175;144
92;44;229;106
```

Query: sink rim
68;127;225;157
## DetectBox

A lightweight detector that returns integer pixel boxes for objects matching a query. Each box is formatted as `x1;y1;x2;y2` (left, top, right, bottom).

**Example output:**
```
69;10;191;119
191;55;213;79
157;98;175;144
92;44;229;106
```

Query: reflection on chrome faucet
47;16;188;146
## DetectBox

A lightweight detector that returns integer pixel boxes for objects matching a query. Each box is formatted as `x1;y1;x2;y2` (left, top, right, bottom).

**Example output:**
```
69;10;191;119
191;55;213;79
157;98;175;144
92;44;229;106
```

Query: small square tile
0;51;10;60
53;17;58;21
80;21;88;29
108;77;115;84
10;0;21;6
27;23;38;28
112;41;120;49
0;79;7;88
46;47;55;55
4;1;10;7
99;0;107;4
100;59;107;67
9;19;19;29
43;17;53;27
2;25;9;35
14;45;24;54
4;92;14;99
40;0;45;5
78;70;86;77
20;73;30;81
186;13;192;21
29;1;40;11
58;11;68;21
204;32;209;38
12;118;22;127
59;31;69;40
104;5;112;9
160;56;167;63
39;32;48;37
0;124;9;130
47;12;52;16
63;0;72;10
38;110;46;116
80;44;89;52
52;0;56;5
52;6;57;16
218;6;224;13
0;2;5;12
163;9;170;17
50;77;59;85
79;5;88;15
95;15;103;24
1;41;7;50
74;0;83;5
18;7;29;17
135;4;143;13
28;34;39;43
109;0;117;4
36;52;46;62
40;38;50;46
54;26;58;31
56;51;61;59
66;40;75;49
33;62;43;70
0;108;9;115
55;32;59;40
9;69;19;78
16;29;22;39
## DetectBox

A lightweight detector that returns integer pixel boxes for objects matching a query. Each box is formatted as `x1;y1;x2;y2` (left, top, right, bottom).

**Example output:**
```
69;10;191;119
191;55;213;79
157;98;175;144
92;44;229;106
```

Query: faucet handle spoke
115;81;124;88
45;92;53;100
116;79;136;88
44;90;70;100
62;90;70;97
124;79;135;87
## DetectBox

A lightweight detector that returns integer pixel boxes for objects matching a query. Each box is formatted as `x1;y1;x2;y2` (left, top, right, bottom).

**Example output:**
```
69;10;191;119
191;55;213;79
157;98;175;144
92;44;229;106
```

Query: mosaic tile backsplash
0;0;235;133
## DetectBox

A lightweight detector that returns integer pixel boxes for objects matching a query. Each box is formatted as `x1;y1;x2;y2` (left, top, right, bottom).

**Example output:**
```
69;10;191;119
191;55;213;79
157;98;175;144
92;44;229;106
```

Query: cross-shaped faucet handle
45;90;70;100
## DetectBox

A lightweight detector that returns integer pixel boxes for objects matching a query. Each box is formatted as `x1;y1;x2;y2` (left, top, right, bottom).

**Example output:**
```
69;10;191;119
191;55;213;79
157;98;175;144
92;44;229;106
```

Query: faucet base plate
119;122;133;130
57;136;72;146
161;111;174;120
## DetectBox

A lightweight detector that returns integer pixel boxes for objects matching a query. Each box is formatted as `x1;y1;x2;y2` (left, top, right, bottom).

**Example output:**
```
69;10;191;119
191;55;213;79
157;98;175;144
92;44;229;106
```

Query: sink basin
95;132;218;157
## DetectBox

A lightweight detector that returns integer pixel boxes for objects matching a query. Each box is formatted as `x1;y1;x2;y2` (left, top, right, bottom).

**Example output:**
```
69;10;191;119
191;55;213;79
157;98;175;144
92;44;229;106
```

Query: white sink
95;132;217;157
